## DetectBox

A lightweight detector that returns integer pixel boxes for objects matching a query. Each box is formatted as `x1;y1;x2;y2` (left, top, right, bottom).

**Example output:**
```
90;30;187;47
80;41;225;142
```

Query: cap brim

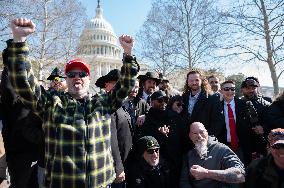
47;75;66;80
95;75;119;88
95;77;106;88
147;146;160;150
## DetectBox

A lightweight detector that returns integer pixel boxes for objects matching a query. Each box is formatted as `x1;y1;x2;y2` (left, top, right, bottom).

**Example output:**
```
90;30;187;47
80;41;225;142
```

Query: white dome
86;7;115;34
77;3;121;58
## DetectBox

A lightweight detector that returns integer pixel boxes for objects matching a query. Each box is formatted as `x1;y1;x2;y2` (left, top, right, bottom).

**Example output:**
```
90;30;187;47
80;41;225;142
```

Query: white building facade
77;1;124;92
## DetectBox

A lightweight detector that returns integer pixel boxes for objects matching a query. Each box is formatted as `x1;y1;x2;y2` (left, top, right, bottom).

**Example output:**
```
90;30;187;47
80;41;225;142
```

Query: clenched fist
11;18;36;42
119;35;134;55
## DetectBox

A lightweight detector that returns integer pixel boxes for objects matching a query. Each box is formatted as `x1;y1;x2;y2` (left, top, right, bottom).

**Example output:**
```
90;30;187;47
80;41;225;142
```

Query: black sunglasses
157;98;168;103
53;77;65;82
146;148;159;154
223;87;235;91
271;144;284;149
66;71;88;78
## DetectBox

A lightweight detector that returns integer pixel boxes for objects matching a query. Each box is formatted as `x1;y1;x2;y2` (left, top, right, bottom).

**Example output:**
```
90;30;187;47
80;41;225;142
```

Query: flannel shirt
4;39;139;188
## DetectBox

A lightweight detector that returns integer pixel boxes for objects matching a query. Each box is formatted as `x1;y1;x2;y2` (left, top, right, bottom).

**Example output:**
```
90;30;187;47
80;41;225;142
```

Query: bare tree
136;0;223;75
0;0;86;79
220;0;284;95
136;1;179;76
171;0;222;69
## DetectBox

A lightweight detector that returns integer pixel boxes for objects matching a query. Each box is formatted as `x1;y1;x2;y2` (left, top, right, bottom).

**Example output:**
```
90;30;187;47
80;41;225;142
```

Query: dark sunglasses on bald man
223;87;235;91
66;71;88;78
146;148;159;154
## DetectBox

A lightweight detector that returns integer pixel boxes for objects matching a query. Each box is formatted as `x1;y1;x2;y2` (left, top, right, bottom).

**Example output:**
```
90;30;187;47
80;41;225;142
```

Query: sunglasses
146;148;159;154
223;87;235;91
66;71;88;78
157;98;169;103
53;77;65;82
271;144;284;149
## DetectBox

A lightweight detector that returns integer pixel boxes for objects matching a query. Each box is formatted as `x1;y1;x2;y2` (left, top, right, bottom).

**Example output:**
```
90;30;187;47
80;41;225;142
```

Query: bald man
180;122;245;188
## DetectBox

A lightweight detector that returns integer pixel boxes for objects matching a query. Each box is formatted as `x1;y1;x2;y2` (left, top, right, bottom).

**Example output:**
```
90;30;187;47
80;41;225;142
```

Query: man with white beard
180;122;245;188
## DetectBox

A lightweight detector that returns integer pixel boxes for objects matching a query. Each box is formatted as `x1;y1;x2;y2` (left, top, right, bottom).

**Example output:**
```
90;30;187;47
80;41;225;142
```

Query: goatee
195;141;208;159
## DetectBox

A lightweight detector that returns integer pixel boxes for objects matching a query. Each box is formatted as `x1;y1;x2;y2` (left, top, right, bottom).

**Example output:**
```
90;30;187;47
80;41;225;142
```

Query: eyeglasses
271;144;284;150
223;87;235;91
157;98;168;103
53;77;65;82
210;81;219;84
66;71;88;78
146;148;159;154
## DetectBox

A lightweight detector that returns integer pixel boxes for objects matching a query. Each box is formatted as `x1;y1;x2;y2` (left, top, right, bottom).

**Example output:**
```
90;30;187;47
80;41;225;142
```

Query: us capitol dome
77;1;127;92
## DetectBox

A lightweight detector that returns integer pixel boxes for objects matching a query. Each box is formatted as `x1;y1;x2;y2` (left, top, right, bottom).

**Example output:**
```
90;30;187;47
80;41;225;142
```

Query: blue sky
79;0;283;88
80;0;152;37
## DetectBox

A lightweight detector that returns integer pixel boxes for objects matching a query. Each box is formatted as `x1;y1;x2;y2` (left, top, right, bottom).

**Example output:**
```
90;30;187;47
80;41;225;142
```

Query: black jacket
140;108;185;188
241;95;270;155
126;158;171;188
246;154;284;188
267;99;284;131
218;98;253;166
0;67;44;161
182;90;224;138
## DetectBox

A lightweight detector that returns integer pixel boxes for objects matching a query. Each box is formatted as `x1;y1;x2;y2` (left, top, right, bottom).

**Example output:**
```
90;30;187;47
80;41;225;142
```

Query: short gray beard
195;141;208;159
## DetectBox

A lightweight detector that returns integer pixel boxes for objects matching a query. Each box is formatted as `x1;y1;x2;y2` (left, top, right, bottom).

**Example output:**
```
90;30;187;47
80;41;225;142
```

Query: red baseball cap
65;59;90;77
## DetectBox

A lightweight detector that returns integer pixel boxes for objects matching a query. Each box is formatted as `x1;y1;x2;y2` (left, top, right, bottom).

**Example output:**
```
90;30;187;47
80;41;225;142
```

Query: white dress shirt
224;99;236;142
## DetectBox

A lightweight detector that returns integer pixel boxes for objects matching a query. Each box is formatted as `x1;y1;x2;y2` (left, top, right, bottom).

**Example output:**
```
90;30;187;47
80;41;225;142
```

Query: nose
197;133;203;139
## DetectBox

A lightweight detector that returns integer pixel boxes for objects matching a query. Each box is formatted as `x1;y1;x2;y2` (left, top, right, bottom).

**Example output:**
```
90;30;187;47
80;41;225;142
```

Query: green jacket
4;39;139;188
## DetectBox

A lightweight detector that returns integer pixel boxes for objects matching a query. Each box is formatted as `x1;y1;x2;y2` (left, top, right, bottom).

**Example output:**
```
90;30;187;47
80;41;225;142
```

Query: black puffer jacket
126;158;171;188
267;93;284;131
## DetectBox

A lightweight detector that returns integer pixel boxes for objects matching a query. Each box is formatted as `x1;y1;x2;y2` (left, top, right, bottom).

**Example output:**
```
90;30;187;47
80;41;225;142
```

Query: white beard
68;81;90;99
195;141;208;159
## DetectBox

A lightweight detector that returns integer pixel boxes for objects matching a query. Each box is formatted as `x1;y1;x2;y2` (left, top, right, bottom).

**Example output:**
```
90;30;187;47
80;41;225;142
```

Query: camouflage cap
138;136;160;154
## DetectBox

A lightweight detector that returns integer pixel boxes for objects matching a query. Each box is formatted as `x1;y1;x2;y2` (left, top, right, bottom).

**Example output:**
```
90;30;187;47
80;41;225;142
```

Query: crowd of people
0;18;283;188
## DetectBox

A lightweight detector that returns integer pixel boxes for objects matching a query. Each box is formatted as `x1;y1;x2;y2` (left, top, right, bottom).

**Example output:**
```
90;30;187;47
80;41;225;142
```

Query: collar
224;99;235;106
142;91;149;100
190;89;201;99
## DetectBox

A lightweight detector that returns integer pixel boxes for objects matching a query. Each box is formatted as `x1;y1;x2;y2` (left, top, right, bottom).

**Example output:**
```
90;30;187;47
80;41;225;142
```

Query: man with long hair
182;70;223;140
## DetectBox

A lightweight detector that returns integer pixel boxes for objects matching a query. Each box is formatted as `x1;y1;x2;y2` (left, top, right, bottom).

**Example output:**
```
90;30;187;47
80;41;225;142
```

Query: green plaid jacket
4;39;139;188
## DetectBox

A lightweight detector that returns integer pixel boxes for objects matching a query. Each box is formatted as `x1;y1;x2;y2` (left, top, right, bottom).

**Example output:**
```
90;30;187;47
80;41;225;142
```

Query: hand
158;125;170;137
119;35;134;55
252;125;264;135
190;165;208;180
114;171;125;183
136;115;145;127
11;18;36;42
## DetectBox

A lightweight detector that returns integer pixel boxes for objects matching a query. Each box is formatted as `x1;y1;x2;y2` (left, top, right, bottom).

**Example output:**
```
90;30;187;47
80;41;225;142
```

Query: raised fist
119;35;134;55
11;18;36;42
